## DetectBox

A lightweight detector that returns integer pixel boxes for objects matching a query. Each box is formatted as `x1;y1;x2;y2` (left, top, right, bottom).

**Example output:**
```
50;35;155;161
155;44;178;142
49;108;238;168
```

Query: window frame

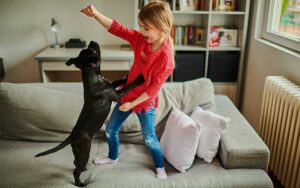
261;0;300;53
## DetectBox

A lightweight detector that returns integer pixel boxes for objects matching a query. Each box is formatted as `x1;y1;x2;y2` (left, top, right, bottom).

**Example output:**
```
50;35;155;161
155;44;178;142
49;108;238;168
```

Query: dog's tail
35;136;72;157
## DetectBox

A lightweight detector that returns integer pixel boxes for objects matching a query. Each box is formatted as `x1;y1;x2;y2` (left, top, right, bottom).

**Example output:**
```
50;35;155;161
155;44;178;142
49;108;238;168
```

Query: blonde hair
138;1;174;55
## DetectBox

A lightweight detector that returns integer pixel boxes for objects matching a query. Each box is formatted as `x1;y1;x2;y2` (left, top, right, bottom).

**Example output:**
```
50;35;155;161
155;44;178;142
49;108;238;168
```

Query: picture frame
219;28;237;47
216;0;236;11
179;0;196;11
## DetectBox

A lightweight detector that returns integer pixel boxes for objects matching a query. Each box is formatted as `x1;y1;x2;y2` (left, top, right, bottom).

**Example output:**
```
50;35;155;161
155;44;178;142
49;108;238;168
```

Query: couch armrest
213;95;269;171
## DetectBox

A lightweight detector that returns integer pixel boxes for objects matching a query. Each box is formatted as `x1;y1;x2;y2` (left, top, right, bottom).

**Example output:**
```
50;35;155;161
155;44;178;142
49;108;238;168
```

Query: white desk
35;45;134;82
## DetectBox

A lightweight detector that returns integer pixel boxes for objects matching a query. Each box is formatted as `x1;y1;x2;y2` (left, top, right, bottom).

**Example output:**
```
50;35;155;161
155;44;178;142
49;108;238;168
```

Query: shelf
208;47;241;51
175;45;206;51
172;10;209;15
210;11;245;15
174;46;241;51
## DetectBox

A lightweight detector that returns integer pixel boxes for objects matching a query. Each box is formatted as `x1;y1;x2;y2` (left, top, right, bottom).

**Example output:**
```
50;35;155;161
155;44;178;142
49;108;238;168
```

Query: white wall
241;0;300;131
0;0;134;82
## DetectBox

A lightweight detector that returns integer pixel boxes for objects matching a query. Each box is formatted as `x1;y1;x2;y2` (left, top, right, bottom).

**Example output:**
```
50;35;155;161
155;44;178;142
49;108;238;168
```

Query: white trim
256;38;300;59
258;0;300;54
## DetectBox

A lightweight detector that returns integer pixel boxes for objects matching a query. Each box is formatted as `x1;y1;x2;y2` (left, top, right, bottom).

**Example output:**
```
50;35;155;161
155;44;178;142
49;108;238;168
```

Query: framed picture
217;0;235;11
179;0;196;11
219;29;237;47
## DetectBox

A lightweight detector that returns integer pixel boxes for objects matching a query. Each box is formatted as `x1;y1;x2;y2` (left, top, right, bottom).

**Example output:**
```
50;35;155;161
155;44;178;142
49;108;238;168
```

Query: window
262;0;300;53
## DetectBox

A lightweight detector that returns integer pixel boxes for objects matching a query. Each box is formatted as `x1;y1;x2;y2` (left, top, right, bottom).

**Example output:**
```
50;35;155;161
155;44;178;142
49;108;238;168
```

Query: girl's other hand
119;102;133;112
81;5;99;17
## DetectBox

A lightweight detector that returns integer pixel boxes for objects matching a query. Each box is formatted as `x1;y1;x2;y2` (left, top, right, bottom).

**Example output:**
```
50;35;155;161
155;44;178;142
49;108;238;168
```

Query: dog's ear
88;41;101;58
65;58;76;66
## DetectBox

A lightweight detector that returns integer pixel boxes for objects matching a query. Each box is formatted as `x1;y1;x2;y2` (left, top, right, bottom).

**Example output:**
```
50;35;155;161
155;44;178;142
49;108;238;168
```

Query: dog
35;41;144;187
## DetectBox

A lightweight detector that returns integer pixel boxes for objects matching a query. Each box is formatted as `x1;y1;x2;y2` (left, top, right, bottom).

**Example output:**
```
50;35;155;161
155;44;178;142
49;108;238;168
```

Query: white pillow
191;106;230;163
160;107;201;172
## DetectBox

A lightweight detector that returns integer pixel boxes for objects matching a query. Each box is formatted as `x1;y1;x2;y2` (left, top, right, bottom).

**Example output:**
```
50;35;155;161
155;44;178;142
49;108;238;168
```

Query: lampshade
51;18;61;32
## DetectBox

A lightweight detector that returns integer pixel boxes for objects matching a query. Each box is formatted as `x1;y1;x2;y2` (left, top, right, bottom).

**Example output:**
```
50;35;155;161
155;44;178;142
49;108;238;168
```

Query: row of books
139;0;173;9
171;25;204;46
177;0;236;11
170;25;238;47
139;0;236;11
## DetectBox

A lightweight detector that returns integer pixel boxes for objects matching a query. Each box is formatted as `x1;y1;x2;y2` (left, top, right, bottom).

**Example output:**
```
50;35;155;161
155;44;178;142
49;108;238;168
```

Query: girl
81;1;175;179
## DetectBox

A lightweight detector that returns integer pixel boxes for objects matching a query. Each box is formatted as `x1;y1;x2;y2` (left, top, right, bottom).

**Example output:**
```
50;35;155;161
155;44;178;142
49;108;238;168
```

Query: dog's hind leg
71;135;91;187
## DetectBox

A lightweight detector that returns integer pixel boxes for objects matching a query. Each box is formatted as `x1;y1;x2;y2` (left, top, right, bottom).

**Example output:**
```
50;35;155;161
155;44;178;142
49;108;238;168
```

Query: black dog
35;41;144;187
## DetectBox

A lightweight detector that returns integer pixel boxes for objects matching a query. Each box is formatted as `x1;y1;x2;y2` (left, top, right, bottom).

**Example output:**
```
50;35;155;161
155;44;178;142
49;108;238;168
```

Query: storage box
208;51;239;82
174;51;205;82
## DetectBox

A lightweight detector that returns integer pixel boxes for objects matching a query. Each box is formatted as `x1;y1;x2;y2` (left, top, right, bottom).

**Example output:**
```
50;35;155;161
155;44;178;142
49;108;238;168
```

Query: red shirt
108;20;175;112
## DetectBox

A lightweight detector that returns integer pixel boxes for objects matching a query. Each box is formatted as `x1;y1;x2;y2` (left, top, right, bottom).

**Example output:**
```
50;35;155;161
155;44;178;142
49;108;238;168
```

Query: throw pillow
160;107;201;172
191;106;230;163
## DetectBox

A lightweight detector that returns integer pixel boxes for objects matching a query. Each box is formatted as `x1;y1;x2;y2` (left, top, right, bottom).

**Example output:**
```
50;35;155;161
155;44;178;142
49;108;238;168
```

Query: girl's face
138;20;164;44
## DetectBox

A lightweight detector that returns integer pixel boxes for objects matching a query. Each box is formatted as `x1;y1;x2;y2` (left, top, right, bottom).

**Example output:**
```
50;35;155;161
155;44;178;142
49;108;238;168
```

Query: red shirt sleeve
144;55;175;97
108;20;139;47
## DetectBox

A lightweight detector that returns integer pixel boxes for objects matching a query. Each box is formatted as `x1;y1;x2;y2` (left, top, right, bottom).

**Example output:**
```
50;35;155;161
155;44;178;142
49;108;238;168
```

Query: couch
0;78;273;188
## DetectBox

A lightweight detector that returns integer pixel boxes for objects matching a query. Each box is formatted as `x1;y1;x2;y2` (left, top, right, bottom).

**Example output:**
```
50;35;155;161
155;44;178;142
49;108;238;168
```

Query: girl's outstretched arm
81;5;113;29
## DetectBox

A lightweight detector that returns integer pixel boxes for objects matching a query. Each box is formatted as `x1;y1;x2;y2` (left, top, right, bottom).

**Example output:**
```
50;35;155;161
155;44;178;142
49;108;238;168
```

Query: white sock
156;167;167;179
93;156;118;165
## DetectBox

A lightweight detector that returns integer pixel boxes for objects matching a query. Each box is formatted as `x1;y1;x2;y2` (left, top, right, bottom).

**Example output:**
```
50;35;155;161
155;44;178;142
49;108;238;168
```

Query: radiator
259;76;300;188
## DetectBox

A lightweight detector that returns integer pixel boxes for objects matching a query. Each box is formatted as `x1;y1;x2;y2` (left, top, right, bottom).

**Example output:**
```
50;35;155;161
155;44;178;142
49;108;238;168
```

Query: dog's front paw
135;74;145;85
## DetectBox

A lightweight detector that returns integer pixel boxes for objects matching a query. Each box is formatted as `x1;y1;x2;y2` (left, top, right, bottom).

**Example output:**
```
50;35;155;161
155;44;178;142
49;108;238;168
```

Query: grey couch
0;79;273;188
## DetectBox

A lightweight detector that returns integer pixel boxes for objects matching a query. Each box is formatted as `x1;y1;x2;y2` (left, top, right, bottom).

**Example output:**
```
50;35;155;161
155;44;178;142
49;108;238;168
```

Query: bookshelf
134;0;250;106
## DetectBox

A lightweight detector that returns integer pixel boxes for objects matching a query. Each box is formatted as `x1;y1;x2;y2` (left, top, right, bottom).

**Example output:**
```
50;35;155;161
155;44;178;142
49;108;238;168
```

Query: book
173;25;204;46
195;27;204;45
209;26;220;47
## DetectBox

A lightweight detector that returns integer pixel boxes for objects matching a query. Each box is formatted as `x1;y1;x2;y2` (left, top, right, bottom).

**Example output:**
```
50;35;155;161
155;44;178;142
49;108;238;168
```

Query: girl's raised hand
81;5;99;17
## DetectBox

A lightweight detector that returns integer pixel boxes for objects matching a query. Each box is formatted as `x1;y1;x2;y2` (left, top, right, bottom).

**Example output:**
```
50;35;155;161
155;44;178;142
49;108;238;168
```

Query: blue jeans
105;102;164;168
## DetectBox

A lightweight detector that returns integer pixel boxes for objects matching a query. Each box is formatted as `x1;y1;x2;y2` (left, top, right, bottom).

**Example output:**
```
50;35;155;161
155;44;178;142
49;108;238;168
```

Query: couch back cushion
0;83;83;141
0;78;214;142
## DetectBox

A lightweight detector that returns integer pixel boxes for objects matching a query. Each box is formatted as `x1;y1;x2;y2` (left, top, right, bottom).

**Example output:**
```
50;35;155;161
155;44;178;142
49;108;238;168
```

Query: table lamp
50;18;63;48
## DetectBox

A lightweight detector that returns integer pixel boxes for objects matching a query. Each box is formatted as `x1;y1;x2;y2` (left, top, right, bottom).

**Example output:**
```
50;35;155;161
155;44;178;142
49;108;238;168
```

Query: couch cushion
160;107;201;172
0;82;83;141
0;138;273;188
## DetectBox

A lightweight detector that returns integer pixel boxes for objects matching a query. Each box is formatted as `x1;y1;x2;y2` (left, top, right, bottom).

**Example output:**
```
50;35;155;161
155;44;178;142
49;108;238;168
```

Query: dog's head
65;41;101;71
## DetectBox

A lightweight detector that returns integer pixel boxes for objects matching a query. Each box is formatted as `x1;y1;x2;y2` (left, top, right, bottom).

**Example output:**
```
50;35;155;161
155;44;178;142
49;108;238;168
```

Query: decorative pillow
160;107;201;172
0;83;83;142
191;106;230;163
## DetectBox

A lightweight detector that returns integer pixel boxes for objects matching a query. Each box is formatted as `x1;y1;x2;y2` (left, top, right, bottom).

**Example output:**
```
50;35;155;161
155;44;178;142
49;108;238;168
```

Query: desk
35;45;134;82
